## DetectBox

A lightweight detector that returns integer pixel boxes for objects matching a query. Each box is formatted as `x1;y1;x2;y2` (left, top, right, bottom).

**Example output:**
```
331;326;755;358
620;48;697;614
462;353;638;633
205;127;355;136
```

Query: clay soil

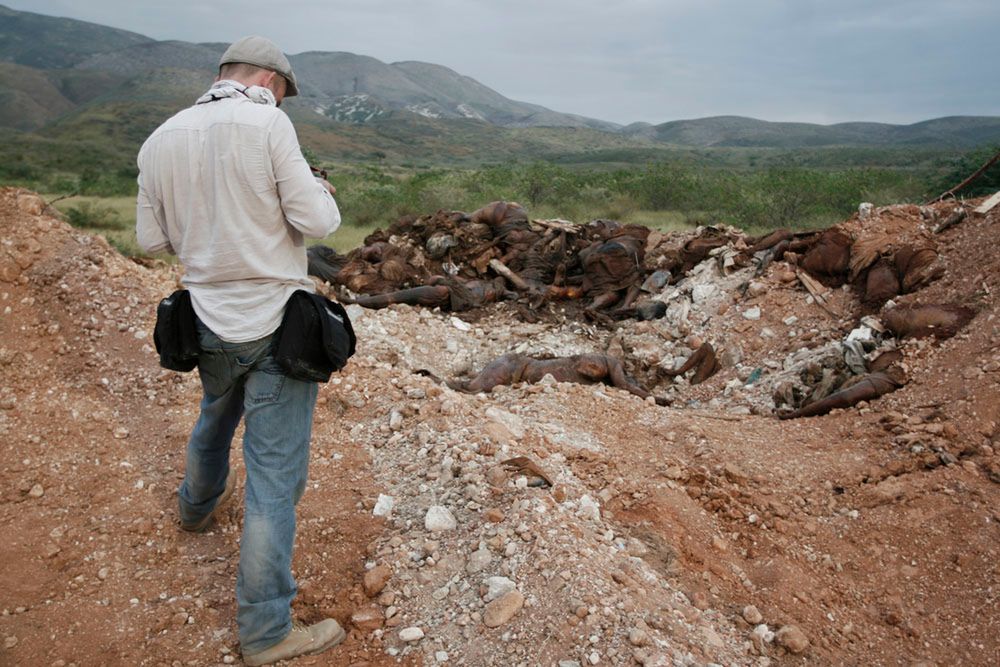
1;187;998;667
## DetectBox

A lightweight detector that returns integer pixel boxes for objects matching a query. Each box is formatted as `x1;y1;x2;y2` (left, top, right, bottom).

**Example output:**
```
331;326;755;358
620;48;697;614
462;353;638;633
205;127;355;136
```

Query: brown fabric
801;229;852;286
581;235;645;295
884;304;975;339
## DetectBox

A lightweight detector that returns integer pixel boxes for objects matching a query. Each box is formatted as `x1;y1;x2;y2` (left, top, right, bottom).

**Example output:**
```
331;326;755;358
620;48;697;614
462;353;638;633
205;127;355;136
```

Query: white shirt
136;93;340;342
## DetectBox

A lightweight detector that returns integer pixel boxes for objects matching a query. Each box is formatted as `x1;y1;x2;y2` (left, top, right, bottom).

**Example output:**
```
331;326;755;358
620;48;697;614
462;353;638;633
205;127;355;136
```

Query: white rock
372;494;394;517
425;505;457;532
450;316;471;331
751;623;775;643
742;306;761;321
435;651;449;662
399;626;424;642
483;576;516;602
692;283;717;304
577;494;601;522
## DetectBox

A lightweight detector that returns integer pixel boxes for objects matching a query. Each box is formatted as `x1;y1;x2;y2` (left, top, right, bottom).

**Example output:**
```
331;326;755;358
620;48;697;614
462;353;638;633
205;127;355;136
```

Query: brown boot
243;619;346;666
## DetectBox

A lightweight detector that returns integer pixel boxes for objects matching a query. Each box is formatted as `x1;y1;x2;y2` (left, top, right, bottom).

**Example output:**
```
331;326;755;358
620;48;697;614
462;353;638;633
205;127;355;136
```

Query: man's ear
260;70;277;88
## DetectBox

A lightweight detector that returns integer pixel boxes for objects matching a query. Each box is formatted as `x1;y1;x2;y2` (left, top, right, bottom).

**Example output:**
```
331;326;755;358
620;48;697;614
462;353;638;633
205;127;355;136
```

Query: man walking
136;36;344;665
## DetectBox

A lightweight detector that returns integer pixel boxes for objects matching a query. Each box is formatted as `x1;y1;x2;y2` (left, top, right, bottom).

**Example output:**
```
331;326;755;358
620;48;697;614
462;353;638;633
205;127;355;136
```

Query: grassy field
15;143;993;260
39;191;710;258
42;193;379;257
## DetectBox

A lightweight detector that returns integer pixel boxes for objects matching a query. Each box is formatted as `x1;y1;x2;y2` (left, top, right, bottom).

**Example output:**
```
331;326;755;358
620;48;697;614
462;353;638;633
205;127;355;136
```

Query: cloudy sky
8;0;999;126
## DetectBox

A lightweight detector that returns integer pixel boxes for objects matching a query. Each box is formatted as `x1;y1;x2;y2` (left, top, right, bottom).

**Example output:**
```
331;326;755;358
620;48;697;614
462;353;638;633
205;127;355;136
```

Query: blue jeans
177;320;318;654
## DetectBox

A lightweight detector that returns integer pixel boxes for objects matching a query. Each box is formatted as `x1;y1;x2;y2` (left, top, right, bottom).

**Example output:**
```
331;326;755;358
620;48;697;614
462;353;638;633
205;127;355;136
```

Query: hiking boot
243;619;346;666
180;472;237;533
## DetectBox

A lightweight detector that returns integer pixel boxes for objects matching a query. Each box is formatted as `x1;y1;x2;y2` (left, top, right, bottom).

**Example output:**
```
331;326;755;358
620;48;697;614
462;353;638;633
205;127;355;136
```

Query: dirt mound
2;186;999;666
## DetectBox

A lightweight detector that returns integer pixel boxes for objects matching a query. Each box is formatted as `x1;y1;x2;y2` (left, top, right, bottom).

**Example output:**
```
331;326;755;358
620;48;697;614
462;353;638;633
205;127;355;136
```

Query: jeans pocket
245;358;286;405
198;350;234;397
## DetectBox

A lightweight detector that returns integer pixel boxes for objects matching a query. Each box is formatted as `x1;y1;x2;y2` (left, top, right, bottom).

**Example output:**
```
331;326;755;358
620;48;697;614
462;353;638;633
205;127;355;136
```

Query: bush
65;201;123;230
932;144;1000;198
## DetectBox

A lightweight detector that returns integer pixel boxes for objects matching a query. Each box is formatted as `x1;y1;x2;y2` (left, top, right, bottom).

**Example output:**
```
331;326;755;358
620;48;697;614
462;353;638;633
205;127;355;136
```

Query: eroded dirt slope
1;187;998;666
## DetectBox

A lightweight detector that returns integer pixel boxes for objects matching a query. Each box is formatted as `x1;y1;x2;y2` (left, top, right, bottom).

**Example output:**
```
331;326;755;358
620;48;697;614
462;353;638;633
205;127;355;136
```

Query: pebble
363;564;392;597
399;626;424;642
776;625;809;653
466;548;493;574
742;604;763;625
742;306;761;320
28;484;44;498
483;576;516;602
434;650;449;662
483;590;525;628
372;494;394;517
4;635;17;649
628;627;650;646
577;495;601;522
350;607;384;632
484;508;505;523
425;505;457;532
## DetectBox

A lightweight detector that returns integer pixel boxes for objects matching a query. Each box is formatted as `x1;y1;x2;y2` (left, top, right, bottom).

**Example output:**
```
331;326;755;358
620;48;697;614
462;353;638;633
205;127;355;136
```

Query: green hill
0;3;150;69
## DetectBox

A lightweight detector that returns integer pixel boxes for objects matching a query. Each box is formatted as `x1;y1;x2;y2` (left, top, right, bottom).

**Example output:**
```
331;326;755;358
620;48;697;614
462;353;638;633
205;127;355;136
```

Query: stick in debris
530;218;579;234
796;269;840;318
489;258;531;291
933;207;967;234
974;191;1000;215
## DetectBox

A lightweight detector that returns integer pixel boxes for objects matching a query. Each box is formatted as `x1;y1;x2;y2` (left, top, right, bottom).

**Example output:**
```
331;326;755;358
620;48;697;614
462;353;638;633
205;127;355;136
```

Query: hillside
2;3;999;170
630;115;1000;149
2;187;1000;665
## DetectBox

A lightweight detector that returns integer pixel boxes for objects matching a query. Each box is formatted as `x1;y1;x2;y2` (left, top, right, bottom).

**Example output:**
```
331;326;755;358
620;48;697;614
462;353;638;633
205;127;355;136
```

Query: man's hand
316;177;337;196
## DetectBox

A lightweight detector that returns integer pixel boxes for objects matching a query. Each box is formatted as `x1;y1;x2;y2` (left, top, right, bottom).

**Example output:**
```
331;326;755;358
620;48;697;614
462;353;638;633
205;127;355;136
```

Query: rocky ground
1;187;998;666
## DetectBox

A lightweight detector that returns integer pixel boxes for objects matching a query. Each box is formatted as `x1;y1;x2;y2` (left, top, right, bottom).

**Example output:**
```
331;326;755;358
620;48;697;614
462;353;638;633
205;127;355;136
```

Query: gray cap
219;36;298;97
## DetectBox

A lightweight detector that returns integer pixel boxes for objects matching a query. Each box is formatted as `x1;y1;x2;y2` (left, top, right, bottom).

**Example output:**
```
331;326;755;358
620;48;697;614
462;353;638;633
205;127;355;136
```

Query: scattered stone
577;495;601;522
483;576;516;602
399;626;424;642
425;505;458;532
28;484;44;498
372;494;394;517
484;508;505;523
742;306;761;321
483;590;524;628
776;625;809;654
4;635;17;649
742;604;763;625
351;607;384;632
466;548;493;574
363;564;392;597
628;627;650;646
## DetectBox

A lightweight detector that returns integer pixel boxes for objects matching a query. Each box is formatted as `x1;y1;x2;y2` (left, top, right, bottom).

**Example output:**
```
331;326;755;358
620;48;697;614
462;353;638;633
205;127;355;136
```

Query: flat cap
219;36;298;97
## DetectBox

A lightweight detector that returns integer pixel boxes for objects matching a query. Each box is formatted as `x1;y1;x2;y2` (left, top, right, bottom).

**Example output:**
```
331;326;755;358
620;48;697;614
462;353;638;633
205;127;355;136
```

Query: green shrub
65;201;123;230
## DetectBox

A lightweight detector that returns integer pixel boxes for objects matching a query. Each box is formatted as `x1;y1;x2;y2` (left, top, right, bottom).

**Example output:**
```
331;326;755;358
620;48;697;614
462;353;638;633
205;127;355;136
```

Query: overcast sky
8;0;999;125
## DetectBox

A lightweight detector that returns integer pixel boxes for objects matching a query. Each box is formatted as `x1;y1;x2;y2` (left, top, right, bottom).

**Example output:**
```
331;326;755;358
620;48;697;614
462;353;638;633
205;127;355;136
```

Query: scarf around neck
196;79;277;107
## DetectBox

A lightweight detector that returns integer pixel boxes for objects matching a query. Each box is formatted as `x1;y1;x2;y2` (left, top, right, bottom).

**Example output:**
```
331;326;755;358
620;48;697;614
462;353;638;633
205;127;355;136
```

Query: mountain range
2;3;999;167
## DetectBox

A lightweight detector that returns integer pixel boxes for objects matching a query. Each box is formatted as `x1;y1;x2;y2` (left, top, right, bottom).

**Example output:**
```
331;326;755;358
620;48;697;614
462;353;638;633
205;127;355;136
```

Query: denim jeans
178;320;318;654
